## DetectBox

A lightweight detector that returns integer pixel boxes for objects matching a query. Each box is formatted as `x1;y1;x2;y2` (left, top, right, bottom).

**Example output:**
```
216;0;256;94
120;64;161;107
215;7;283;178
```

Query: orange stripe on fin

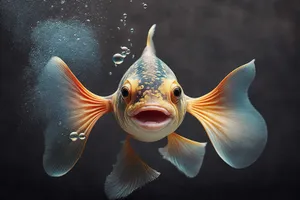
42;56;112;177
186;60;267;169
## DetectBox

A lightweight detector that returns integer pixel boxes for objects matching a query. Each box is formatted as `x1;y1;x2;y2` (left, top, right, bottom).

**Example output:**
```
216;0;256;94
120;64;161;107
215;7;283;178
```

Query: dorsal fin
144;24;156;55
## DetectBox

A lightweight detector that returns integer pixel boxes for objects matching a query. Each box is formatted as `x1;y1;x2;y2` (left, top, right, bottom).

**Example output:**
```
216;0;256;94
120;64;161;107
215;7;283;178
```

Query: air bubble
69;132;78;141
112;53;125;65
142;3;148;9
121;46;131;55
78;133;86;140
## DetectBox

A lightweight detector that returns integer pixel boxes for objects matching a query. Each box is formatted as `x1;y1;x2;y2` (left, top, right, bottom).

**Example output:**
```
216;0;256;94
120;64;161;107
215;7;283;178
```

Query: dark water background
0;0;299;199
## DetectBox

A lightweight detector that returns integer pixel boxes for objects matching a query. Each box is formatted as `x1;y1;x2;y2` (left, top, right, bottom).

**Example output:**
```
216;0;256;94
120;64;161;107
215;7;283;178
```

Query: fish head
113;65;187;142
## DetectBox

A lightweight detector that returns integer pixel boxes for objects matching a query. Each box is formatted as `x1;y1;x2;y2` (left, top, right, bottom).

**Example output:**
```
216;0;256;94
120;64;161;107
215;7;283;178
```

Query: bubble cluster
109;1;149;71
112;45;132;66
69;132;86;141
120;13;128;27
121;46;131;56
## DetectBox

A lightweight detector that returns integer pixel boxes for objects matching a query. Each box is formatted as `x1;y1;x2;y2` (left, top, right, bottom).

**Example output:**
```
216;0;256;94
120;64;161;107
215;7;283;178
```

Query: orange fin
186;60;267;169
159;133;206;178
42;56;112;177
105;136;160;199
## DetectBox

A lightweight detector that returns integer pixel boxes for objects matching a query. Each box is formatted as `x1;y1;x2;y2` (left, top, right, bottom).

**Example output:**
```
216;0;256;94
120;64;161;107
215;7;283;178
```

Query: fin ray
186;60;267;168
159;133;206;178
105;136;160;199
42;56;112;177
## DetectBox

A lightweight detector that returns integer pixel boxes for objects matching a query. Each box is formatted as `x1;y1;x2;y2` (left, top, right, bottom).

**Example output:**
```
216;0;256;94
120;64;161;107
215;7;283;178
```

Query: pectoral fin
159;133;206;178
186;60;267;169
42;57;112;177
105;136;160;199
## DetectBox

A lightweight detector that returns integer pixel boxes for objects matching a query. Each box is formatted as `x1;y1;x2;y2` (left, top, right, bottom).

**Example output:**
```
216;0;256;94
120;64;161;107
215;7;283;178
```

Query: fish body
41;25;268;199
113;25;186;142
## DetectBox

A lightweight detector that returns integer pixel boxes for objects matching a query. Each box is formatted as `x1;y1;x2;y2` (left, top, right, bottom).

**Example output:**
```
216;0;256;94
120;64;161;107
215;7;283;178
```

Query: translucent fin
186;60;267;169
105;137;160;199
146;24;156;54
159;133;206;178
42;56;112;177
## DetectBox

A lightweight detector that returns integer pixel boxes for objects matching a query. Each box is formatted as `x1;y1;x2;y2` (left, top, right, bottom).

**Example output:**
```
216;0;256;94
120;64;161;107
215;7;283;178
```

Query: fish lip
131;117;172;131
129;105;173;131
130;105;172;117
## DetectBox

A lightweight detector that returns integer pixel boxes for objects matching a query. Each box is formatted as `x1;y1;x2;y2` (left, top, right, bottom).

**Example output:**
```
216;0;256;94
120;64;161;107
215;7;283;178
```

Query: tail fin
186;60;267;169
41;56;112;177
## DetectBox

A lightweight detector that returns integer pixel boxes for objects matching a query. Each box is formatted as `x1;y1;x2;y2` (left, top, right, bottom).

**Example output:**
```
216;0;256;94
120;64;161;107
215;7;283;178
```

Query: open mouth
131;106;172;130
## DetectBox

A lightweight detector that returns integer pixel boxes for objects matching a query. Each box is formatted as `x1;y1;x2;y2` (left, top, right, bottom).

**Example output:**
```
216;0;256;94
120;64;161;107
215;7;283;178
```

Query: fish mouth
130;106;172;131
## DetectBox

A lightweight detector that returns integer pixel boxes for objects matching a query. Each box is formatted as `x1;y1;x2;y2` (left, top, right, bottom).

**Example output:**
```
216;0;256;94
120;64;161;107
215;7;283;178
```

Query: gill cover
42;57;111;177
186;60;267;169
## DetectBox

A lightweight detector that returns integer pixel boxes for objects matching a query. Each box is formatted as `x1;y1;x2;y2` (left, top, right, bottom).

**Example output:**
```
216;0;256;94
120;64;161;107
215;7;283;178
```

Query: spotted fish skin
120;48;176;104
112;32;187;142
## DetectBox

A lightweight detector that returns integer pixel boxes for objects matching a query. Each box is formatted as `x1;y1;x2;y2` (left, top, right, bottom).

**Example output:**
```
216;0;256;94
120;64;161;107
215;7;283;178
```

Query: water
0;0;295;200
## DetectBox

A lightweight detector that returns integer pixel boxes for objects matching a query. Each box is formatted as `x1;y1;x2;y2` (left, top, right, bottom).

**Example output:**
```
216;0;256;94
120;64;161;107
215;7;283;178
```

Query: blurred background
0;0;299;199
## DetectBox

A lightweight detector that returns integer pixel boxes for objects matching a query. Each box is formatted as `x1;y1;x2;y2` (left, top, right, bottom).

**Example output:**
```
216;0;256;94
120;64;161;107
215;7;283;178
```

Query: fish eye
173;87;182;98
121;86;129;98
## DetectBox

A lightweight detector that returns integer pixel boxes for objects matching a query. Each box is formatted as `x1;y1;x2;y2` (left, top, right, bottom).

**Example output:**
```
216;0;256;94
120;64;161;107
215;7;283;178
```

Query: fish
41;24;268;199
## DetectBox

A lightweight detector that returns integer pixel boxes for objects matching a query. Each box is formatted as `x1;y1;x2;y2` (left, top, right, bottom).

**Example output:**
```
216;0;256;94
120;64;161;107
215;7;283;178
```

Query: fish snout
129;104;174;131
